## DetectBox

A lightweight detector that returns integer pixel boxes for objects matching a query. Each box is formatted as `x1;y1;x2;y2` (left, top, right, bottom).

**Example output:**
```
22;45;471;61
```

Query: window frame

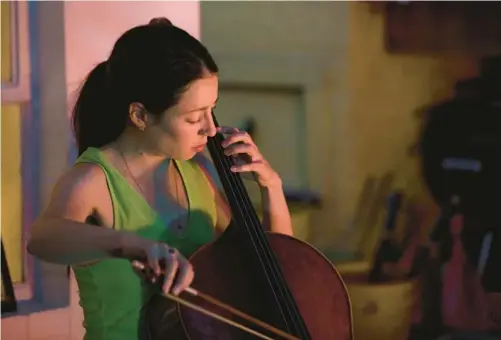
1;1;70;318
2;1;31;103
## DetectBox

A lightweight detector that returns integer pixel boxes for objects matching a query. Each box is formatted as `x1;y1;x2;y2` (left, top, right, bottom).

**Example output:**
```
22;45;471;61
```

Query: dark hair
72;18;218;156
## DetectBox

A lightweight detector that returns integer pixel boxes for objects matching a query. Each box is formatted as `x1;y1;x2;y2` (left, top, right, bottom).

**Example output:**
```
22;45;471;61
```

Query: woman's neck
114;133;170;176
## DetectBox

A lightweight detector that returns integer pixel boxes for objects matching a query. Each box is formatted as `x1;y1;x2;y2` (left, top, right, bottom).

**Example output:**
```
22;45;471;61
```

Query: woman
27;17;293;340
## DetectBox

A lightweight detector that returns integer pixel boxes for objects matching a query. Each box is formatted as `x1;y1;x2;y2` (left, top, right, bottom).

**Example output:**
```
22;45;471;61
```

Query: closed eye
186;118;202;124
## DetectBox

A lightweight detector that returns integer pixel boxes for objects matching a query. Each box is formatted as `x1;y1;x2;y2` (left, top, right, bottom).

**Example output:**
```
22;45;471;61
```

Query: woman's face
143;74;219;160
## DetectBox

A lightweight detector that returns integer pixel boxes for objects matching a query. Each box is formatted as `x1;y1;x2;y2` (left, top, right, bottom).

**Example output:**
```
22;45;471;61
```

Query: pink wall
64;1;200;107
2;2;199;340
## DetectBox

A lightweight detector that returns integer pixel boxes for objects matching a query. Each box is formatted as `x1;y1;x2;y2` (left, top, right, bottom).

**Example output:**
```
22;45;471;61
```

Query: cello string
208;129;277;277
218;157;305;335
209;121;305;334
207;136;292;328
208;136;289;306
208;121;305;334
210;123;306;333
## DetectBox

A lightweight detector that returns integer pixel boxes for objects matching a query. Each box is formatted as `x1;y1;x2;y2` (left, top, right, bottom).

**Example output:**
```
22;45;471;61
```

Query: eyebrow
185;97;219;114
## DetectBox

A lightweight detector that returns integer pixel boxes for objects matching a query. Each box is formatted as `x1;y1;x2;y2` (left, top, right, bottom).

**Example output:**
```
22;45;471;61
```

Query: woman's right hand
130;240;194;296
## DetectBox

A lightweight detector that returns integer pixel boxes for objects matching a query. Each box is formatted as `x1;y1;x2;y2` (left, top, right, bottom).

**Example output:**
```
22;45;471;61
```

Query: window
2;1;30;101
2;1;28;314
1;103;23;285
1;1;70;317
2;2;26;291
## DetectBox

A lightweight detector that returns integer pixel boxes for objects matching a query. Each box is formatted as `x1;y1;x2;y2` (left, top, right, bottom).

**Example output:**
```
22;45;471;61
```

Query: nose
204;112;217;137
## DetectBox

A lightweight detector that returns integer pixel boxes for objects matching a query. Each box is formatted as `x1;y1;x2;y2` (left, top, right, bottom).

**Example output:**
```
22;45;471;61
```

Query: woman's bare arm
195;153;292;236
27;163;140;265
258;181;293;236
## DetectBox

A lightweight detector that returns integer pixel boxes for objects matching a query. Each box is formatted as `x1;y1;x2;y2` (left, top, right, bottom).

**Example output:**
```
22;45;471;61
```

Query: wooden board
383;2;501;55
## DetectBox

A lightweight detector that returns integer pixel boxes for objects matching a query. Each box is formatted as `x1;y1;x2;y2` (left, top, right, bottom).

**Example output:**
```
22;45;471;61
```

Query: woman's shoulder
37;162;109;224
66;162;106;187
53;163;108;201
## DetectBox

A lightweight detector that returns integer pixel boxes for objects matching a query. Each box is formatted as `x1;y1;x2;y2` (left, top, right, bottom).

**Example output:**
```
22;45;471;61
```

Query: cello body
145;113;354;339
178;226;354;339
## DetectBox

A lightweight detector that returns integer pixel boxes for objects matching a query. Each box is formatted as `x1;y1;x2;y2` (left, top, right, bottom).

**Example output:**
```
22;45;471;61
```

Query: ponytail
71;61;127;156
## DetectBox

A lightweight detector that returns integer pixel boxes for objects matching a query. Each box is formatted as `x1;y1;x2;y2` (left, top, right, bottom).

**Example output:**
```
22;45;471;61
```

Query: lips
193;144;206;151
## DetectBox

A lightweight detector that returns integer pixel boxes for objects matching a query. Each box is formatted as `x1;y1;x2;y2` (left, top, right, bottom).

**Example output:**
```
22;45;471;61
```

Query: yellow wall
346;3;477;207
316;3;480;251
2;0;23;284
1;104;24;283
1;1;13;84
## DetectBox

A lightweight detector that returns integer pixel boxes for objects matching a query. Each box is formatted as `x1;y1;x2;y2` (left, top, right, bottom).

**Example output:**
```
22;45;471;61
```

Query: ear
128;103;148;131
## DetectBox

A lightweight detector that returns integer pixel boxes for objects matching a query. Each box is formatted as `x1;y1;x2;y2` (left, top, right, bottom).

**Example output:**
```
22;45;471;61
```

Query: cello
144;112;354;339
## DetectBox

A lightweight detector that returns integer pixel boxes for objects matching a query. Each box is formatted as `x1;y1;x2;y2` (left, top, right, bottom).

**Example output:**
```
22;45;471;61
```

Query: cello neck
206;111;312;339
207;114;264;238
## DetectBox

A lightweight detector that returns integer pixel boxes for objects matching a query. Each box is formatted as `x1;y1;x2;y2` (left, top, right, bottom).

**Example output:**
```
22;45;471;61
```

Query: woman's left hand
219;126;281;189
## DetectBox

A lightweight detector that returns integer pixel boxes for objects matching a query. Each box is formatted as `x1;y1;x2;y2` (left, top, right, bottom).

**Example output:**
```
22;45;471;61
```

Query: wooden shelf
381;2;501;55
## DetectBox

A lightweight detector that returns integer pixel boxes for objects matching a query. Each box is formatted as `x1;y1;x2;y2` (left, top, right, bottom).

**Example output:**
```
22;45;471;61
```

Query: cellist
27;17;293;340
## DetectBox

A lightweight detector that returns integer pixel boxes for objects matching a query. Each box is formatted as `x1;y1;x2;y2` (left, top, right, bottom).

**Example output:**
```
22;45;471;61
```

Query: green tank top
72;147;217;340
